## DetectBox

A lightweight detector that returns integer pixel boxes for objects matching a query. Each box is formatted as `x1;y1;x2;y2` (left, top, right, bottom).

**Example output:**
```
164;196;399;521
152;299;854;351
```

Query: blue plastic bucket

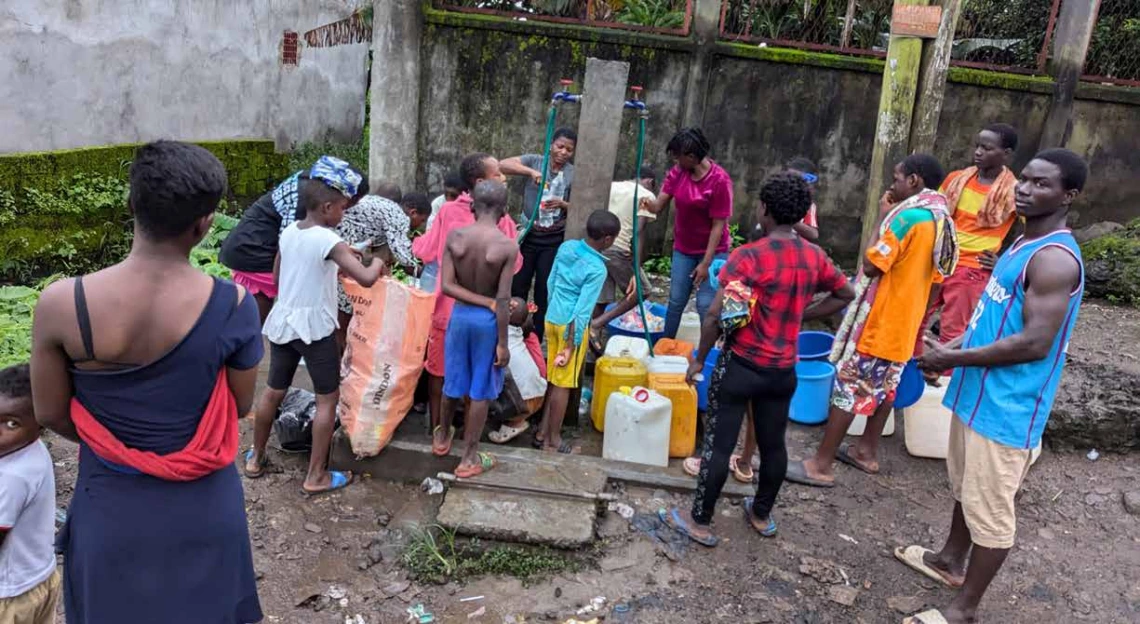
798;331;835;361
893;359;924;409
694;346;721;411
789;360;836;425
606;302;667;345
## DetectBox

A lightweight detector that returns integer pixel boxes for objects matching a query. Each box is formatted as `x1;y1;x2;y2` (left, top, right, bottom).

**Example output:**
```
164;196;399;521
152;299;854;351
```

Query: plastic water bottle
538;171;565;228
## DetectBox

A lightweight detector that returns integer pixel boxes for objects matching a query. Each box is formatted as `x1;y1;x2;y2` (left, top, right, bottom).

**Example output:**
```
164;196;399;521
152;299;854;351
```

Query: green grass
401;524;585;586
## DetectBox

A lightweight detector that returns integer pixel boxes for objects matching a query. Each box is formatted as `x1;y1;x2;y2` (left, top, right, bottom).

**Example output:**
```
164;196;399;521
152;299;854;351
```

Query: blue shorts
443;303;504;402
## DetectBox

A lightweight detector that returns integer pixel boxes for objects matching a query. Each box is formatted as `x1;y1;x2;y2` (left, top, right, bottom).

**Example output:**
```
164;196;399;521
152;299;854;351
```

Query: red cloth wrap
70;371;238;482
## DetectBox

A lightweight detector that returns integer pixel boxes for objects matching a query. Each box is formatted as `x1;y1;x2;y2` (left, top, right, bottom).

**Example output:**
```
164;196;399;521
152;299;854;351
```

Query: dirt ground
46;301;1140;623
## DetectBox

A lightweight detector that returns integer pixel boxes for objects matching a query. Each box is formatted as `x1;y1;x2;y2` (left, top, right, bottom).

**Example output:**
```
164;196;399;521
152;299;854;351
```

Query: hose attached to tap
624;88;654;349
518;79;580;244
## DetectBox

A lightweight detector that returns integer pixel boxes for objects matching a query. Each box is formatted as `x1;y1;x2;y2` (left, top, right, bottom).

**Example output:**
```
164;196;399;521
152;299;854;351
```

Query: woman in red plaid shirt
661;173;854;546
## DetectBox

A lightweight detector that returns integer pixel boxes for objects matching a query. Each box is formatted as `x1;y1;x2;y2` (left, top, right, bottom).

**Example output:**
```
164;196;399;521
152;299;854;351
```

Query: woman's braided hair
666;127;710;161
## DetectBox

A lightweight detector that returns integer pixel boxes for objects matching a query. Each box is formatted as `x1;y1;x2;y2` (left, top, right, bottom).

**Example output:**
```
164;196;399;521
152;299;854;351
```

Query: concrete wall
0;0;369;154
406;10;1140;263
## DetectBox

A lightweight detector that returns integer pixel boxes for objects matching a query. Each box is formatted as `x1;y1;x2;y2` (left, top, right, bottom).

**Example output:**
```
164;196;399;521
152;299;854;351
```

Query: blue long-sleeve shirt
545;239;608;346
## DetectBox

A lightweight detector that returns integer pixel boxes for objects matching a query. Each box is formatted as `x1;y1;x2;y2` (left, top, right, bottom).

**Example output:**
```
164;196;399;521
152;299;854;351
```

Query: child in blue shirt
536;210;621;453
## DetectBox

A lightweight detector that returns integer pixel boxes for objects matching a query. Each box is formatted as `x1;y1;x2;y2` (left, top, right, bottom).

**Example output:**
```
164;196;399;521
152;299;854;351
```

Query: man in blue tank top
895;149;1088;624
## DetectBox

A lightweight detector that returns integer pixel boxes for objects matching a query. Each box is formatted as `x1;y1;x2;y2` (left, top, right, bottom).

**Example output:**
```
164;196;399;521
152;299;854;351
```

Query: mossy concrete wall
417;16;691;251
416;10;1140;264
0;140;289;281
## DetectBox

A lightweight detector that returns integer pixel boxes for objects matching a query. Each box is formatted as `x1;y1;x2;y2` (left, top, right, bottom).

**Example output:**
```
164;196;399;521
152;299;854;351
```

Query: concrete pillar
565;58;630;241
859;0;932;255
680;0;722;128
1040;0;1100;148
909;0;964;154
368;0;422;191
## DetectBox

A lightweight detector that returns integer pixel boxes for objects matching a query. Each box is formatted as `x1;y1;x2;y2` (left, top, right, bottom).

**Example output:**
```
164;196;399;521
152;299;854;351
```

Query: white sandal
682;456;702;477
488;422;529;444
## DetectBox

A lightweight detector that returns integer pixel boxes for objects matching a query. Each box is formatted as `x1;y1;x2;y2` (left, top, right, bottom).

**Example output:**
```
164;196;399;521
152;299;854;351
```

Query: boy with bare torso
439;180;519;477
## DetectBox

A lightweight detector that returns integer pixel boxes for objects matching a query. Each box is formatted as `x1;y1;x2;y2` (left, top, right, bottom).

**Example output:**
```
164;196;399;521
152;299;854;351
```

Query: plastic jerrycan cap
631;387;650;403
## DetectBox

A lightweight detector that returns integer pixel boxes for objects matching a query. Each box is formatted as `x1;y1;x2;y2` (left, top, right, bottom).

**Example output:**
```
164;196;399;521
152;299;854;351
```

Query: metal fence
719;0;1068;75
718;0;892;57
950;0;1060;73
1083;0;1140;87
433;0;694;36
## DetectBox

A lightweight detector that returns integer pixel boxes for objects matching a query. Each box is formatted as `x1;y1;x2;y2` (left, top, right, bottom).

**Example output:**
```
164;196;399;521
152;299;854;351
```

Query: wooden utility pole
909;0;964;153
1040;0;1101;148
859;0;937;254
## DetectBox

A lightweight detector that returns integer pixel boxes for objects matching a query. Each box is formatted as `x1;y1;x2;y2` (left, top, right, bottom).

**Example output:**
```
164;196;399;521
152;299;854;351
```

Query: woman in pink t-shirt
641;128;733;338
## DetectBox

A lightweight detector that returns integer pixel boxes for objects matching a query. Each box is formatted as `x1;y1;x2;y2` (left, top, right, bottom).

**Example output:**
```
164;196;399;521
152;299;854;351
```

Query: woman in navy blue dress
30;141;263;623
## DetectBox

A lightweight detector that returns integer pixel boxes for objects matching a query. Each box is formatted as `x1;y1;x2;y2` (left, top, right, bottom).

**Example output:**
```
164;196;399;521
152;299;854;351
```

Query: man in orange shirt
917;124;1019;380
787;155;958;487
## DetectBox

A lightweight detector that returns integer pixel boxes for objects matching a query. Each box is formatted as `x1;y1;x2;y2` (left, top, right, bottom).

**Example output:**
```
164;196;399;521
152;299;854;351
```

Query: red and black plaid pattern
717;237;846;368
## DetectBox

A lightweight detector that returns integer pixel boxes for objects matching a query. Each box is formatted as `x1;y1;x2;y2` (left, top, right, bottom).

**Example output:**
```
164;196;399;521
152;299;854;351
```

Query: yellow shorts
545;322;588;389
947;416;1033;549
0;568;60;624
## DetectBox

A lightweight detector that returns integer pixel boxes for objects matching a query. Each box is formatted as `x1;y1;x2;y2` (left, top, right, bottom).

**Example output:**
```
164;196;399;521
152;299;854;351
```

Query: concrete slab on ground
436;460;603;548
330;430;753;498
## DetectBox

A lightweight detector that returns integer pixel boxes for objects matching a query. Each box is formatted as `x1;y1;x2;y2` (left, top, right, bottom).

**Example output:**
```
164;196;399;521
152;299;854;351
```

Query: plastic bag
273;387;317;452
339;277;436;456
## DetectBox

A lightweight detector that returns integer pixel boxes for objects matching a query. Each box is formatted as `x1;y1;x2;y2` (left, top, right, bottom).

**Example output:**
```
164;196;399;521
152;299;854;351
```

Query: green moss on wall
946;67;1054;93
715;43;885;74
0;140;288;202
0;140;288;282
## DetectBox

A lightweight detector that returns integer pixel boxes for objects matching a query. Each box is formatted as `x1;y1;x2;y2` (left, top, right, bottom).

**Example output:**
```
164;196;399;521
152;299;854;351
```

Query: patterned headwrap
309;155;363;199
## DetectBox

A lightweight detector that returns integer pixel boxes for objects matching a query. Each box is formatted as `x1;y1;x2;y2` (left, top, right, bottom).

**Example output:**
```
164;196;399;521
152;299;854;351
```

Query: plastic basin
789;360;836;425
606;302;667;345
798;331;835;361
893;359;924;409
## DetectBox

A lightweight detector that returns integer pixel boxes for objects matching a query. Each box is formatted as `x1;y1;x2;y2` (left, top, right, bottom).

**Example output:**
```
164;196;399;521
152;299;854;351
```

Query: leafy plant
0;275;63;368
642;255;672;275
289;138;370;177
617;0;685;28
402;524;582;586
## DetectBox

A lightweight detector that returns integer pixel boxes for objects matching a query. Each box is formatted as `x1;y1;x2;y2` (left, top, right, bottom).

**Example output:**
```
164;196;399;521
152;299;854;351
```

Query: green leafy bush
0;276;61;368
1082;219;1140;306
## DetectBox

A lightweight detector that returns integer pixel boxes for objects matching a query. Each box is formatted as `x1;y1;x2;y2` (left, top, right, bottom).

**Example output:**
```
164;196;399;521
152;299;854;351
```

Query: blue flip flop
659;507;719;547
301;470;353;497
742;496;777;537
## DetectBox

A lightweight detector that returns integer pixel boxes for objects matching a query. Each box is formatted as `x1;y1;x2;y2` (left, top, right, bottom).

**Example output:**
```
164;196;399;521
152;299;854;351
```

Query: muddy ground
47;301;1140;623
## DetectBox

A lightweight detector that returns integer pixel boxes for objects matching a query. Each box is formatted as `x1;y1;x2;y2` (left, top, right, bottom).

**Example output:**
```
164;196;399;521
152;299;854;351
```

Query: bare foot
800;457;835;483
846;444;880;474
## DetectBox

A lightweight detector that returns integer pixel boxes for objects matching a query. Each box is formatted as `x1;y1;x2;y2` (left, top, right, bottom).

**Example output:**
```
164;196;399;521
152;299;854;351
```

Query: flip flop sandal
730;454;754;483
902;609;949;624
301;470;353;497
553;440;579;454
836;443;879;475
659;507;718;547
488;422;529;444
243;449;268;479
742;496;777;537
455;452;496;479
682;456;702;477
893;545;964;588
531;432;545;450
432;425;456;457
784;461;836;488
